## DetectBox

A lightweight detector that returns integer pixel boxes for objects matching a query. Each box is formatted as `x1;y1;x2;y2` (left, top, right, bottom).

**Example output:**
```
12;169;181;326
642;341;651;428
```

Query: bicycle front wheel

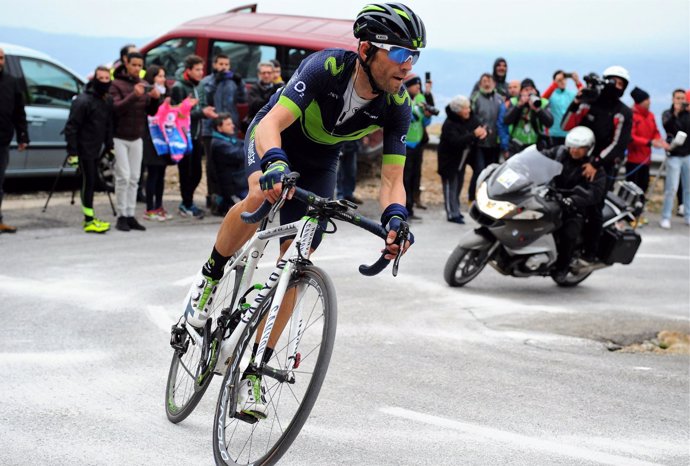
213;265;337;466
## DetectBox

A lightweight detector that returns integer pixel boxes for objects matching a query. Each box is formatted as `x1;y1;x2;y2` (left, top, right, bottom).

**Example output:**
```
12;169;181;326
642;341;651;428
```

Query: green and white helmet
354;3;426;50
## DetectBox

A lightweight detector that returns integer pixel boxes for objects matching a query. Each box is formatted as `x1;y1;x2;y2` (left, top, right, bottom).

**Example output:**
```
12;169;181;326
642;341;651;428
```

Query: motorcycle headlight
476;182;517;219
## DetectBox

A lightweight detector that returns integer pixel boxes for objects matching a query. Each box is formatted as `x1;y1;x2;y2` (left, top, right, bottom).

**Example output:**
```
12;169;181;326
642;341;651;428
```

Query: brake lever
391;222;409;277
268;174;297;223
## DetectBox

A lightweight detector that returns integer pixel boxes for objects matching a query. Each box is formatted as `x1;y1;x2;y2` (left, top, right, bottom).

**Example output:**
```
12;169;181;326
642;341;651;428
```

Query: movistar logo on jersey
387;90;411;107
301;100;380;145
324;57;344;77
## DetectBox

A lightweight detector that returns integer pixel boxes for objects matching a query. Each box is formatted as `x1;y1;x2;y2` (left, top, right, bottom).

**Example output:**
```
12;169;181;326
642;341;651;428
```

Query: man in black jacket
561;65;632;260
0;47;29;234
542;126;606;280
437;95;485;223
64;66;114;233
246;61;279;124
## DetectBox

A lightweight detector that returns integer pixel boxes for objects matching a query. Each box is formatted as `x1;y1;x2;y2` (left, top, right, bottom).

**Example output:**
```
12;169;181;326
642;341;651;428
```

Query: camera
528;94;542;108
420;101;440;116
579;72;614;103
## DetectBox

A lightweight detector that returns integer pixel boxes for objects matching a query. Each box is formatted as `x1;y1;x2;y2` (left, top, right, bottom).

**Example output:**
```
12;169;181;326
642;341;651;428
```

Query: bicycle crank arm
258;365;296;384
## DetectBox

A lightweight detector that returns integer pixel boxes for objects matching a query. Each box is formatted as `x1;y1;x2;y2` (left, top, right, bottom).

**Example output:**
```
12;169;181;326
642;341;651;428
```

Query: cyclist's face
369;46;413;94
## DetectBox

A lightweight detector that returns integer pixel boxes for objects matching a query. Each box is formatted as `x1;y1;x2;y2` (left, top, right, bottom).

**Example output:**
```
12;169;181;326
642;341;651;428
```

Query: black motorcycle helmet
353;3;427;50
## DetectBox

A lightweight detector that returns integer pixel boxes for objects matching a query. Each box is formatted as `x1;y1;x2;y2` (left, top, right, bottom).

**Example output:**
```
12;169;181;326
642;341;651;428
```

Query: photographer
504;78;554;155
561;65;632;261
659;89;690;228
403;73;433;220
469;73;509;202
542;70;583;146
541;127;606;281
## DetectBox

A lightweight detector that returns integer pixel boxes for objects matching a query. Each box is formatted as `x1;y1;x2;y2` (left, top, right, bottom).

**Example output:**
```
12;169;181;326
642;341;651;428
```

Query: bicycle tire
165;261;246;423
213;265;337;466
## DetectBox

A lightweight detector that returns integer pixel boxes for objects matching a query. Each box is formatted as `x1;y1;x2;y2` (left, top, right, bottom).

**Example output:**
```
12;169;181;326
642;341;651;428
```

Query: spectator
543;70;583;146
437;95;485;223
561;65;633;261
200;54;247;213
270;59;284;85
504;78;554;154
336;139;363;204
0;47;29;234
109;51;161;232
660;88;690;229
403;73;432;220
506;79;521;101
414;74;437;210
627;86;668;226
142;65;173;222
110;43;139;80
171;54;217;219
472;57;509;98
210;113;248;216
247;62;279;124
469;73;508;201
63;65;114;233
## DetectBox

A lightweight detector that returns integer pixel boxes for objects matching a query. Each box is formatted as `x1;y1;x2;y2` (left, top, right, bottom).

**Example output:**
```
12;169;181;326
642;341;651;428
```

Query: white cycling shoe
237;375;268;419
183;272;219;329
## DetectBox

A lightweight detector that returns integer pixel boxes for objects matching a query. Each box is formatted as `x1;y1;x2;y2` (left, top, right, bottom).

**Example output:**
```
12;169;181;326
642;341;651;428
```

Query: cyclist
181;3;426;418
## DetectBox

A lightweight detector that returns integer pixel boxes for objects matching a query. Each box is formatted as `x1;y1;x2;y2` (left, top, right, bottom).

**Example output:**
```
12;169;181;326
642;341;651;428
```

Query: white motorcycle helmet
603;65;630;86
565;126;596;156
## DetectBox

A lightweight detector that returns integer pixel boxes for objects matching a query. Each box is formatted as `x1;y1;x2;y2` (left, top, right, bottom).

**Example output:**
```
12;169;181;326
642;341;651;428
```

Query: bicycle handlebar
240;173;402;276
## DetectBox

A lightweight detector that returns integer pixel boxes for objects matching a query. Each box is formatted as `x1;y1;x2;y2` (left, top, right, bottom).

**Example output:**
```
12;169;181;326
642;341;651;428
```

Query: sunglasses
370;42;420;65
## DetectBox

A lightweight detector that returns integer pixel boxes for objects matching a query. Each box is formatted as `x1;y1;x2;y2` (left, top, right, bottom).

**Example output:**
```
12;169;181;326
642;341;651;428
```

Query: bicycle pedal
170;324;188;353
234;411;259;424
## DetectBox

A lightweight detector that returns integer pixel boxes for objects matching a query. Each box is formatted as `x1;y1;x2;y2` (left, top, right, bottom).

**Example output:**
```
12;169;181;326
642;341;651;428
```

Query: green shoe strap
82;206;94;217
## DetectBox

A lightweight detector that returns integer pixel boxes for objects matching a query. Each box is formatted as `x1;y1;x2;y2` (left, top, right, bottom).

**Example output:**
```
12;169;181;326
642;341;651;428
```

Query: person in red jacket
627;87;669;224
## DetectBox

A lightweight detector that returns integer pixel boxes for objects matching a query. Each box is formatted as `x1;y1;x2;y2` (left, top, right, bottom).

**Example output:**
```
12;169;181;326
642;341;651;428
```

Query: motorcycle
443;146;644;287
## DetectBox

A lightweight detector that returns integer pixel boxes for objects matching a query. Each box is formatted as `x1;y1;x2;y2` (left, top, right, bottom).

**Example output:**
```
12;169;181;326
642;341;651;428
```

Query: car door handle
27;116;47;125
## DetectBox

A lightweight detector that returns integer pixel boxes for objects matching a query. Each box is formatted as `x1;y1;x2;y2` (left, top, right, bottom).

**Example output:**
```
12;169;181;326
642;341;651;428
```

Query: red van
139;4;382;155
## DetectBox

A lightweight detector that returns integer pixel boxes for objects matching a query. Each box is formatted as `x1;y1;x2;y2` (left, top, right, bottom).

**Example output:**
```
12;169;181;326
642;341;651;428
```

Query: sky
1;0;688;55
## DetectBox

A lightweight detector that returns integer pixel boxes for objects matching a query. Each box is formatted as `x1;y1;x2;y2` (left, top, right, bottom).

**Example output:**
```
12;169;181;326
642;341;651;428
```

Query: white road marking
633;366;652;371
635;253;689;260
381;407;668;466
146;305;177;333
0;351;107;364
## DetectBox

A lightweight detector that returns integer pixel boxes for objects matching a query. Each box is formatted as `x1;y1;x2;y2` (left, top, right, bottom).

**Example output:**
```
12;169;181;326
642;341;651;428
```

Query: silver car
1;42;84;177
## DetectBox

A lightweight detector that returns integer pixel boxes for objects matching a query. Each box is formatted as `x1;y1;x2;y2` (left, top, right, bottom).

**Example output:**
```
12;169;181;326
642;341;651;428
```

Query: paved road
0;195;688;465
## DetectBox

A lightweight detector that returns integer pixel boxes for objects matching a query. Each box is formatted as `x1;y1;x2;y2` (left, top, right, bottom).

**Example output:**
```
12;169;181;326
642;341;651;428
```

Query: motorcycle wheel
444;246;489;287
551;270;592;287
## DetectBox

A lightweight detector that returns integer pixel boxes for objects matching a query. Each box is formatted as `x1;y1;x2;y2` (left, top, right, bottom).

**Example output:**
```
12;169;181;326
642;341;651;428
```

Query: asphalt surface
0;192;689;466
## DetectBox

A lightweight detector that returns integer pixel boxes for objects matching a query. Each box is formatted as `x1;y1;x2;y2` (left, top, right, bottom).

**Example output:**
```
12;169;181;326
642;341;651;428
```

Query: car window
210;41;277;83
19;57;81;108
285;48;314;80
145;37;198;78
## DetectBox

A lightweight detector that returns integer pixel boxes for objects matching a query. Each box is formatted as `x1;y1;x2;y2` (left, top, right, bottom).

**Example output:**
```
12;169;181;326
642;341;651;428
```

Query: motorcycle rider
542;126;606;281
561;66;632;262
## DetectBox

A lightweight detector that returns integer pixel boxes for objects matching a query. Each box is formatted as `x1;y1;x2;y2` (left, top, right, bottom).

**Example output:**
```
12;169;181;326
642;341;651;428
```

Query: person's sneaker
127;217;146;231
237;374;268;419
183;272;219;328
83;219;109;234
116;216;130;232
179;203;194;218
93;217;110;229
0;223;17;234
144;209;165;222
159;208;174;220
189;204;205;219
447;215;465;224
677;204;685;217
659;218;672;230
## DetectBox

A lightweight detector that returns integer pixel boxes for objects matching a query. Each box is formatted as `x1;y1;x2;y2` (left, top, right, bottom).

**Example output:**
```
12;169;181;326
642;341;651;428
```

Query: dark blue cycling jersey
245;48;412;173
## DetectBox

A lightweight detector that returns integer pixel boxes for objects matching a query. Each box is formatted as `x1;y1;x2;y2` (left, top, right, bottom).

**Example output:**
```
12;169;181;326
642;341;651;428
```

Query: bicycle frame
188;213;319;378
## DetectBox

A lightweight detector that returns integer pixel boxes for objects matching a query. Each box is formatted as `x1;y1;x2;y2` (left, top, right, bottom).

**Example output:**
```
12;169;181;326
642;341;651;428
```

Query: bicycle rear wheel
213;265;337;466
165;258;245;423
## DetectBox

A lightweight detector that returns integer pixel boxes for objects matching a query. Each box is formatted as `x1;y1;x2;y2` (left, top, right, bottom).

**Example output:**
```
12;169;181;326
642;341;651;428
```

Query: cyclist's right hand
381;203;415;260
259;148;292;203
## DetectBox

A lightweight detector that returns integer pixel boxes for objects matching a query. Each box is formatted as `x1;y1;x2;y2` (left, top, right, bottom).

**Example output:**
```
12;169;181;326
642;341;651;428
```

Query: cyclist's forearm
379;164;406;209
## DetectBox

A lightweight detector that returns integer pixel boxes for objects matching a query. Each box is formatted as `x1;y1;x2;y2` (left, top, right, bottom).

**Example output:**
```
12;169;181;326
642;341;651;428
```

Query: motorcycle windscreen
488;145;562;197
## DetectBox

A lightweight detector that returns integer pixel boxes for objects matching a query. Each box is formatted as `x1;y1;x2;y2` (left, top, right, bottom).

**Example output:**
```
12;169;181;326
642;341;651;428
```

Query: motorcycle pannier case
599;228;641;265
